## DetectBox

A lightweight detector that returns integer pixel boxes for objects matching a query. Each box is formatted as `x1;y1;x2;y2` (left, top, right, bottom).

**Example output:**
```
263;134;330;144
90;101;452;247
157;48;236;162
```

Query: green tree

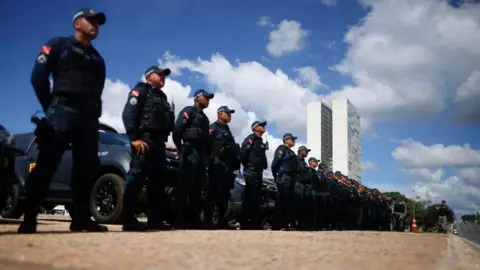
461;213;479;222
383;191;429;227
423;204;455;231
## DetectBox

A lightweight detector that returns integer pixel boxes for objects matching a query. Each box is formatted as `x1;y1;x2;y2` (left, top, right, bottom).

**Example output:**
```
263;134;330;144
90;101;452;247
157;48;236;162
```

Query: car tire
1;184;24;219
89;173;124;224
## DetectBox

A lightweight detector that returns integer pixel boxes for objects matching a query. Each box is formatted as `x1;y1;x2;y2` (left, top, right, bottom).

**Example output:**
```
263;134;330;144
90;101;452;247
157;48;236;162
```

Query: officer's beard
82;27;98;40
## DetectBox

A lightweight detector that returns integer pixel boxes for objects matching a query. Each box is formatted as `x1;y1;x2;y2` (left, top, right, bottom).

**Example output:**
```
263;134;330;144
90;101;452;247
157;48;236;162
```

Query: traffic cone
411;218;417;233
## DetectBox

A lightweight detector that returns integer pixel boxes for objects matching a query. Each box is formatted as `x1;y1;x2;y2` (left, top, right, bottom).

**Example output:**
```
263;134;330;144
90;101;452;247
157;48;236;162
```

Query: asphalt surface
456;222;480;246
0;216;479;270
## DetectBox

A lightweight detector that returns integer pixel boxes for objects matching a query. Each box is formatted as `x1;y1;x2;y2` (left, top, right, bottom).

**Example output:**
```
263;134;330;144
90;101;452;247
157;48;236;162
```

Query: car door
22;136;73;192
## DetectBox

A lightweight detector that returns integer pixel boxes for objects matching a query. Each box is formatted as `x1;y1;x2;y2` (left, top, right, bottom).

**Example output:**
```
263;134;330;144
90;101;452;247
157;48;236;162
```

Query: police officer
308;157;324;230
18;8;108;234
172;89;213;229
271;133;298;230
121;66;174;231
324;168;340;230
239;121;268;229
204;106;240;229
295;146;313;230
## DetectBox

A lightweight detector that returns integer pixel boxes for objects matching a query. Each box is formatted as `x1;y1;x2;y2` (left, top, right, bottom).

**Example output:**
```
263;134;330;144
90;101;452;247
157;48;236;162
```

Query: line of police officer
18;7;395;234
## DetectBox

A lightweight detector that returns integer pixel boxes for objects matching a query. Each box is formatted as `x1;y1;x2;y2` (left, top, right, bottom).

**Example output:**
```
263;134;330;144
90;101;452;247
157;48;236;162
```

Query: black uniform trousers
204;157;234;228
293;182;313;230
24;104;99;224
273;172;296;230
176;144;207;227
240;168;263;228
123;132;166;225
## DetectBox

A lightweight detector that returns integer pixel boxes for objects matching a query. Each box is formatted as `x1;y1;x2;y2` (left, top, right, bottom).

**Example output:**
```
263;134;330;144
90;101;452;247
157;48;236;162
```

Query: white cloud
391;138;480;168
453;69;480;123
294;66;328;89
325;0;480;124
257;16;273;27
362;160;376;171
265;19;309;57
391;139;480;215
321;0;338;7
159;52;319;139
406;168;480;216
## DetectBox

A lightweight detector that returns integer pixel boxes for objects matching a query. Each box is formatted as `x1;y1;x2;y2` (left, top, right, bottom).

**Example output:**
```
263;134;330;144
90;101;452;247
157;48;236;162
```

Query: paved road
457;222;480;246
1;216;480;270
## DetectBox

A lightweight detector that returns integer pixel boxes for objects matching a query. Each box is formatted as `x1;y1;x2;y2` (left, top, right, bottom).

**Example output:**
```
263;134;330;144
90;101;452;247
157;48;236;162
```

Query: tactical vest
245;137;268;169
182;110;209;142
140;87;174;133
53;39;104;100
210;126;235;160
280;149;298;173
296;157;311;184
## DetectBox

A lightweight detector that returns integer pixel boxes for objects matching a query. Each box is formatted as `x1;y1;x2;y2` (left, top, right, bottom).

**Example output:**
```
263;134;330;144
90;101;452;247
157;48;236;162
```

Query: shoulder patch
40;45;52;55
183;112;190;119
209;128;214;134
129;97;138;105
279;150;284;155
130;90;140;97
248;139;253;144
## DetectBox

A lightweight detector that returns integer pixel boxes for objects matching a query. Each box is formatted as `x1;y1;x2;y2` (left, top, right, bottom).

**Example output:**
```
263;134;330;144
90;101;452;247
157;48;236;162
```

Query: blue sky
2;0;480;213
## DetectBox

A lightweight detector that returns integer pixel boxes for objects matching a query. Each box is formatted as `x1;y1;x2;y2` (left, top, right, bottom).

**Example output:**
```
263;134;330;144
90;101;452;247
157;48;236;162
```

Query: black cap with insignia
145;66;171;77
297;146;311;152
193;89;214;99
217;106;235;114
251;121;267;129
282;133;297;141
72;8;106;25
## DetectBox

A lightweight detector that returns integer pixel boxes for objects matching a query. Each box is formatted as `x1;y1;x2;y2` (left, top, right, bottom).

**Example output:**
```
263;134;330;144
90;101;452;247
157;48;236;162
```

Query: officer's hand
132;140;149;154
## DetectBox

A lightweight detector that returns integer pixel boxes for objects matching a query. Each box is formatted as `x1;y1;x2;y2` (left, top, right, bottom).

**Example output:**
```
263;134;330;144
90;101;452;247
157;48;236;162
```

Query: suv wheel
1;184;24;219
90;173;124;224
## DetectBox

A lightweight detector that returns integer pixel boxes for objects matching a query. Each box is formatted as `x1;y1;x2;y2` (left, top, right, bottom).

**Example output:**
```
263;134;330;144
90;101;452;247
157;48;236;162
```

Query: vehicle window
14;133;34;152
99;131;130;146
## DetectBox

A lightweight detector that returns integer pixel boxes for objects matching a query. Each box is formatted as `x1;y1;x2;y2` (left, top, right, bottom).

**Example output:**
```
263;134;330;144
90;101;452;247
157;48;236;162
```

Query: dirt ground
0;217;479;270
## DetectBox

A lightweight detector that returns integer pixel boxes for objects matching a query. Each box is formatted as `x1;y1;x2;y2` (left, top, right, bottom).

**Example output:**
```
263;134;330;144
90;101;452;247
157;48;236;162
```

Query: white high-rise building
332;99;362;182
306;102;333;169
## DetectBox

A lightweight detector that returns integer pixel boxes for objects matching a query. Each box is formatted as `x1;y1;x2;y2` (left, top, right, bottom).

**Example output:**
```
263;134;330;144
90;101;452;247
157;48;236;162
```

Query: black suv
2;123;180;224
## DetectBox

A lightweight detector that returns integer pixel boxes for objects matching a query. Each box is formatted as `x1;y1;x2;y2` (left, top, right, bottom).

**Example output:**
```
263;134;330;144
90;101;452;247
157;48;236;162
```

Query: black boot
123;218;147;232
70;220;108;232
18;200;39;234
18;220;37;234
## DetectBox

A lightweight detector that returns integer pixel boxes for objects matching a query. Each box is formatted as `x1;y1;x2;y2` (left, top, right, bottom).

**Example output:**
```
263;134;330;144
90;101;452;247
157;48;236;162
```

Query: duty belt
52;95;100;112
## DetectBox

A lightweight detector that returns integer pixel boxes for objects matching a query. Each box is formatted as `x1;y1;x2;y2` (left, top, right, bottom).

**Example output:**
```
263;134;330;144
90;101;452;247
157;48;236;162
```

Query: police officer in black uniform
271;133;298;230
172;89;213;229
324;168;338;230
308;157;323;230
121;66;174;231
18;8;108;234
239;121;268;229
295;146;313;230
204;106;240;229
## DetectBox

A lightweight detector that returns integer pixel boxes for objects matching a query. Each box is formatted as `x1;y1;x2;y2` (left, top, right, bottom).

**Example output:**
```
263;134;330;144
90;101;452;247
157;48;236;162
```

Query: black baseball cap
72;8;106;25
283;133;297;141
251;121;267;129
193;89;214;99
298;146;311;152
217;106;235;114
308;157;320;163
145;66;171;77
